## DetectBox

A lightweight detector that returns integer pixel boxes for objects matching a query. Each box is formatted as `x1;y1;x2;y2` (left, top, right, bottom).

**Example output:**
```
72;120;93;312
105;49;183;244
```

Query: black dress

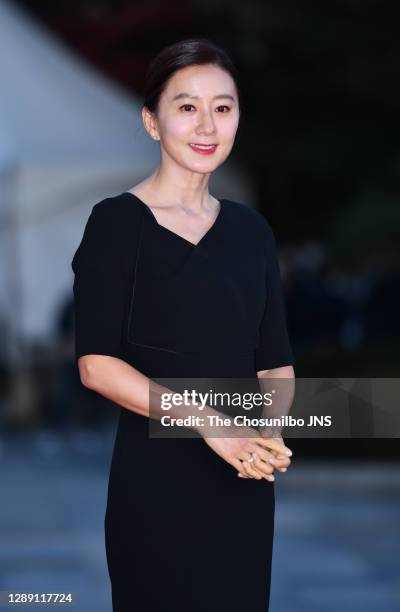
71;191;294;612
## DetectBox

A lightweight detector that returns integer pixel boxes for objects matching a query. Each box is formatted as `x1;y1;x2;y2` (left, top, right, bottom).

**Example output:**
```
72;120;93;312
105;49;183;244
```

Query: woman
72;38;295;612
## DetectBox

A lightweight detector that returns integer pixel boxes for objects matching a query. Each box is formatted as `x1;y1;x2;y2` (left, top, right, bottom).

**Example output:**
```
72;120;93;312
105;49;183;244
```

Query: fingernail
281;467;287;472
286;450;292;456
268;475;275;481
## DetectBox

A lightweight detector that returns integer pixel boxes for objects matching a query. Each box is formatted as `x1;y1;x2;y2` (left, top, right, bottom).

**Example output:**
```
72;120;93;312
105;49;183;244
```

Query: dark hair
143;38;241;115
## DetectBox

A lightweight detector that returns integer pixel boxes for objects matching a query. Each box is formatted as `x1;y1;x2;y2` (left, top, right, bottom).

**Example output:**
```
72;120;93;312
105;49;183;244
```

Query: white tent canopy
0;0;252;364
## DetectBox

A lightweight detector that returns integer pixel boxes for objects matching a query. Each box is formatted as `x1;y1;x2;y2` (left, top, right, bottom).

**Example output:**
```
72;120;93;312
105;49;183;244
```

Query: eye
179;104;195;112
179;104;231;113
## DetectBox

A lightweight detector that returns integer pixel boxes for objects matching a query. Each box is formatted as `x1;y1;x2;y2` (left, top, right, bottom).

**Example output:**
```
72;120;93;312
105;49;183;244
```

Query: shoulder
82;192;142;242
72;192;142;272
224;198;275;242
90;192;141;225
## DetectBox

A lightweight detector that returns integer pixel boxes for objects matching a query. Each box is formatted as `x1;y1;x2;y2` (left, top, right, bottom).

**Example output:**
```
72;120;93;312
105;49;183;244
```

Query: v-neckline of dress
124;191;226;248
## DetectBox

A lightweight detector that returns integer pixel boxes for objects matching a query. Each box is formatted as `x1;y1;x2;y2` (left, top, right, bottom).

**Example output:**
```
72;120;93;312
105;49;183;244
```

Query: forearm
79;354;152;417
78;354;221;431
257;366;295;437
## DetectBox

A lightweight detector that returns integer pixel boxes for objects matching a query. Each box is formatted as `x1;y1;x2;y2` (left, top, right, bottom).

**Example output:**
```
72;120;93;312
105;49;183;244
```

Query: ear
142;106;160;141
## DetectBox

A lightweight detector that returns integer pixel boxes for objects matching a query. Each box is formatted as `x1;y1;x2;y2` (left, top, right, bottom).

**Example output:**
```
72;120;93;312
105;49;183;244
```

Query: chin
177;156;218;173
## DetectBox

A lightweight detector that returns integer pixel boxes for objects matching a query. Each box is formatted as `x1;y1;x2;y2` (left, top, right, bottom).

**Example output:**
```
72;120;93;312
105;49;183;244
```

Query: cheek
220;117;240;140
162;116;191;140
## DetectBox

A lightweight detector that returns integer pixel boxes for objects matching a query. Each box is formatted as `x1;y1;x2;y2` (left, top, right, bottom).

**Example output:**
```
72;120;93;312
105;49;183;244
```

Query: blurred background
0;0;399;610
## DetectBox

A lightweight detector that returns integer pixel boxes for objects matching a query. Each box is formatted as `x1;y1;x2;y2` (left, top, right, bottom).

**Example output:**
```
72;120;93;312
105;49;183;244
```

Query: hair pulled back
143;37;241;115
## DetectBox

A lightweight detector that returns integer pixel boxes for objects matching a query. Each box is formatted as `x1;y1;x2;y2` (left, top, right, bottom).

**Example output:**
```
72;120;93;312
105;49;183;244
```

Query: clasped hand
203;425;292;481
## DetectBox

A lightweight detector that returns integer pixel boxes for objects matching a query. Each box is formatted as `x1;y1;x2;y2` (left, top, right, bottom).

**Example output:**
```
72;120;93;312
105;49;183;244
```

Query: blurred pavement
0;430;399;611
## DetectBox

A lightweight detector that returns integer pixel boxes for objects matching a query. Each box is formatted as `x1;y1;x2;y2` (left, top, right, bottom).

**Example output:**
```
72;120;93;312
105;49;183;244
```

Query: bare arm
78;354;293;480
78;353;212;426
79;354;152;418
257;364;295;379
79;353;253;429
257;364;295;435
241;364;295;477
79;355;295;422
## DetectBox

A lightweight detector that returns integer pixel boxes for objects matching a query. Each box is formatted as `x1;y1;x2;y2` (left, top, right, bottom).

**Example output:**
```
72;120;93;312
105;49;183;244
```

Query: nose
195;109;216;136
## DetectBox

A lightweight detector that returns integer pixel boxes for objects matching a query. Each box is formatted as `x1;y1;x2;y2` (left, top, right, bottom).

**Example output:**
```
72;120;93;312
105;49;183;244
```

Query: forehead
164;64;236;100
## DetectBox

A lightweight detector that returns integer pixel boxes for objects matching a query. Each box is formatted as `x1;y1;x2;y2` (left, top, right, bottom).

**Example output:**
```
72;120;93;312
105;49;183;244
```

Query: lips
189;143;218;155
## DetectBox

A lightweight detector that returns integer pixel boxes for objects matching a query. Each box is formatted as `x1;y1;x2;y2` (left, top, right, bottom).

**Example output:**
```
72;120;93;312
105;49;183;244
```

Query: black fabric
72;196;142;359
254;220;294;371
71;192;295;612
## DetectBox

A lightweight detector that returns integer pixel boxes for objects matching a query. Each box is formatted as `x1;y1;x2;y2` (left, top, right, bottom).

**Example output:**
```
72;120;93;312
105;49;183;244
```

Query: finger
248;441;291;471
249;446;279;468
273;452;292;460
246;454;274;481
267;455;291;470
237;450;272;479
272;451;292;461
268;449;292;467
232;458;250;478
251;453;273;477
271;450;292;463
251;453;275;481
256;437;292;456
253;437;293;457
241;460;256;478
238;449;257;463
249;450;275;475
267;438;292;469
242;459;262;480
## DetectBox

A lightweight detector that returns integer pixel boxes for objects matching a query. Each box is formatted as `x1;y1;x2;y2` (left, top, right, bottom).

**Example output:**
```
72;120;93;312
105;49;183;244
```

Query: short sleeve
254;222;295;371
71;198;136;361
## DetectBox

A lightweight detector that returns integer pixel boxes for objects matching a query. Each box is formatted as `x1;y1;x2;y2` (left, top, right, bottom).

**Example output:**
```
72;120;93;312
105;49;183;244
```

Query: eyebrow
171;93;236;102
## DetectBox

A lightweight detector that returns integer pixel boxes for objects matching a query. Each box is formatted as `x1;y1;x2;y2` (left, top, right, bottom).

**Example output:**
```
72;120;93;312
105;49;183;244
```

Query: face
143;64;240;173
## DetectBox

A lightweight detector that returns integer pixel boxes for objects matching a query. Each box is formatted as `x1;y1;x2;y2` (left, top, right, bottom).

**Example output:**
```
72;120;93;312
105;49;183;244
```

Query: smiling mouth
189;143;218;153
